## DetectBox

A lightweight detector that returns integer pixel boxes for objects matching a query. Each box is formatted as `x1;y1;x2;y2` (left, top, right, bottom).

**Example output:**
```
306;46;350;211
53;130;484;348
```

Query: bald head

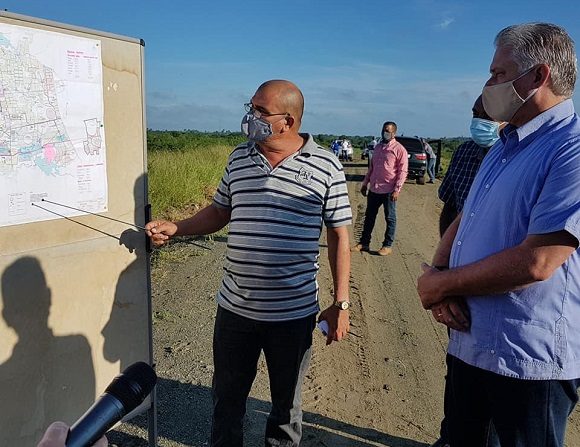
256;80;304;125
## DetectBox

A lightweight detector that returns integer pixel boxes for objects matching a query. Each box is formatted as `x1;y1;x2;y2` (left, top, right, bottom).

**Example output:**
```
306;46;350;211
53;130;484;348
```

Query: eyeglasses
244;103;289;119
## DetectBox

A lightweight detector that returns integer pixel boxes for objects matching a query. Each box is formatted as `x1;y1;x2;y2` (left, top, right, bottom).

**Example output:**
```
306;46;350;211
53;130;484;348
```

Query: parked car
361;138;378;160
361;143;373;160
396;136;427;184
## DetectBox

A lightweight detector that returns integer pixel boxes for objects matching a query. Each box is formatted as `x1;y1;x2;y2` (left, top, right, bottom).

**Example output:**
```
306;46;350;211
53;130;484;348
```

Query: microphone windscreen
104;361;156;413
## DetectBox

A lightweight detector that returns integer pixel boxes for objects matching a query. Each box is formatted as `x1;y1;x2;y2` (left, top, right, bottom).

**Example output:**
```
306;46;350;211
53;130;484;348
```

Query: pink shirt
363;139;408;194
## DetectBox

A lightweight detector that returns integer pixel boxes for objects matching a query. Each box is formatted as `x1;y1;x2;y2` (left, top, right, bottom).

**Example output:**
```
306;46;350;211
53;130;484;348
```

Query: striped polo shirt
212;133;352;321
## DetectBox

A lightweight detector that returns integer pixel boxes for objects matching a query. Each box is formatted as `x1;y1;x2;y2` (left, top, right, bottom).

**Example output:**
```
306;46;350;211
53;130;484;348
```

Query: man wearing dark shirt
437;96;500;236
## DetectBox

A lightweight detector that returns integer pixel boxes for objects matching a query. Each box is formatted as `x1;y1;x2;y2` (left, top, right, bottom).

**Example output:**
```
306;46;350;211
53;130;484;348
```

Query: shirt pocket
499;317;554;365
383;150;397;169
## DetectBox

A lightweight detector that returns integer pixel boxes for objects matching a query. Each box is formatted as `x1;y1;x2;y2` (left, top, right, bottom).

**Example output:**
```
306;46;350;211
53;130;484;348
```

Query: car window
397;137;425;153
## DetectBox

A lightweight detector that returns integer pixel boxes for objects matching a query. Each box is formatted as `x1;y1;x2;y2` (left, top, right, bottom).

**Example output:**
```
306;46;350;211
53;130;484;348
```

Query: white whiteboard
0;11;154;447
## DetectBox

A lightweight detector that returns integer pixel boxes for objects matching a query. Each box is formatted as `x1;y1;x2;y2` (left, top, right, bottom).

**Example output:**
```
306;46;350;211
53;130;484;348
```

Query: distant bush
147;129;246;152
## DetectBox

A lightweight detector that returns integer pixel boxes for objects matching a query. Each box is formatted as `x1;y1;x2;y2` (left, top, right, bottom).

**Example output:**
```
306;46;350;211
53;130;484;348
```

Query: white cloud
146;62;491;138
437;17;455;29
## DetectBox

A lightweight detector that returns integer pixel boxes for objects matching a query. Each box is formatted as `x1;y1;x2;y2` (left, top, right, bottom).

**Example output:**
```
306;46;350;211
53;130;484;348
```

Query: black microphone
66;361;157;447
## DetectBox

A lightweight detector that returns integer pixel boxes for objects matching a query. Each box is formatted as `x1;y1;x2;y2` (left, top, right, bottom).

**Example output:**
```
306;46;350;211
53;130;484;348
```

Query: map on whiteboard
0;22;107;228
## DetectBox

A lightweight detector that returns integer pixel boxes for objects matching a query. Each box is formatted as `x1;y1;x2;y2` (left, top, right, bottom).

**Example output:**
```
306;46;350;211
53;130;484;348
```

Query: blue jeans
211;306;315;447
447;355;580;447
359;191;397;247
427;157;436;181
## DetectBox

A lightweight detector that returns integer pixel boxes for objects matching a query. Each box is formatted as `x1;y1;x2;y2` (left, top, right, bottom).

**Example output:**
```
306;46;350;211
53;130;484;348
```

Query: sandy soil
110;159;580;446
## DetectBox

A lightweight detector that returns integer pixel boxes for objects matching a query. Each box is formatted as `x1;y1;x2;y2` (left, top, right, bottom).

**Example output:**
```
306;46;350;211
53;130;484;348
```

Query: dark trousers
447;354;580;447
439;354;501;446
211;306;315;447
359;191;397;247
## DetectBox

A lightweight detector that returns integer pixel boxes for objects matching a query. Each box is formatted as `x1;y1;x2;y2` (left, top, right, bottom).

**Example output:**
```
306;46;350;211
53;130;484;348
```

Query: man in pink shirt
352;121;408;256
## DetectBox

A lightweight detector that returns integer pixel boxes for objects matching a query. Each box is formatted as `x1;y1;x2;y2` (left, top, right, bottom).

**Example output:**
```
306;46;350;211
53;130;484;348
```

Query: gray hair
495;23;577;97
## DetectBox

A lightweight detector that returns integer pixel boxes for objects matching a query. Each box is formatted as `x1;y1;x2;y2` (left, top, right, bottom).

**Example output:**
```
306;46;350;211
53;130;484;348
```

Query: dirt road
111;160;580;446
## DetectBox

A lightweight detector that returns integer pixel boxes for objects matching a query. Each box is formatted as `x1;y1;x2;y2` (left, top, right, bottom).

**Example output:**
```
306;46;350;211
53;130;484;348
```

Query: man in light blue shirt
418;23;580;447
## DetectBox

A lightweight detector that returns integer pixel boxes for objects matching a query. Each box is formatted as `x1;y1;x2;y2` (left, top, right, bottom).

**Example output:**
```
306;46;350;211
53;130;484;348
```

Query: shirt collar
378;138;396;148
500;99;575;146
248;133;315;158
297;133;316;157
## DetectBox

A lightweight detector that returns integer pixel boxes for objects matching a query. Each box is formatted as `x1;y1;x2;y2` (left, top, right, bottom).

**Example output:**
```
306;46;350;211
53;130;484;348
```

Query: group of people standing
144;21;579;447
40;20;579;447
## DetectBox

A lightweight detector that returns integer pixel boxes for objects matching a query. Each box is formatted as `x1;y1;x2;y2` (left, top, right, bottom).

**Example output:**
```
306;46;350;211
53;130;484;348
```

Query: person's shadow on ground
109;378;429;447
0;257;96;446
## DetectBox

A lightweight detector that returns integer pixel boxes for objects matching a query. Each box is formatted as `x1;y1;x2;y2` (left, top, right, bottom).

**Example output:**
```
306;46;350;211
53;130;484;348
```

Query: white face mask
382;131;394;141
482;66;538;122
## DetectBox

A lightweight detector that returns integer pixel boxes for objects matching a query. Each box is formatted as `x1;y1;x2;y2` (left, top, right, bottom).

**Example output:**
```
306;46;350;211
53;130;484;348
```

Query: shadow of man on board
0;256;95;446
101;173;154;433
102;173;151;372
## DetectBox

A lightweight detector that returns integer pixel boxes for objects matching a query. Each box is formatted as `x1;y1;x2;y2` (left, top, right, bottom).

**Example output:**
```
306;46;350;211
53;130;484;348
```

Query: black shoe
427;180;434;183
430;439;450;447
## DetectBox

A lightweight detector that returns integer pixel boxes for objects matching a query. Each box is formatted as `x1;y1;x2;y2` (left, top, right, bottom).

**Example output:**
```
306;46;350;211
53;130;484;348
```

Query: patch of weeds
151;245;192;280
153;309;178;324
150;235;218;280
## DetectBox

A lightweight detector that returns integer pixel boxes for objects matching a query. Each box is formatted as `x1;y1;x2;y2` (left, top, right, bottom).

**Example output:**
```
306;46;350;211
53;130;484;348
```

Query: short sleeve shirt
448;100;580;379
212;134;352;322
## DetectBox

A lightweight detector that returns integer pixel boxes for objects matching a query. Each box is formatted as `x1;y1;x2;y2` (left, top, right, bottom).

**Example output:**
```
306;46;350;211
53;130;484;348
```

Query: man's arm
432;212;462;267
439;200;458;238
438;143;465;204
361;152;374;194
425;212;471;331
391;145;408;200
145;203;231;247
419;230;578;309
318;225;350;345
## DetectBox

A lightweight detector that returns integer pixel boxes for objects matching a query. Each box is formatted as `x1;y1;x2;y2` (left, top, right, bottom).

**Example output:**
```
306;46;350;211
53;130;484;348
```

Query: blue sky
2;0;579;138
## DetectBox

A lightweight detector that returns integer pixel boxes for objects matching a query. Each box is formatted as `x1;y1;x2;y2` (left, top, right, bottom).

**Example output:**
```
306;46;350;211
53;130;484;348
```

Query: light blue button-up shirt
448;99;580;380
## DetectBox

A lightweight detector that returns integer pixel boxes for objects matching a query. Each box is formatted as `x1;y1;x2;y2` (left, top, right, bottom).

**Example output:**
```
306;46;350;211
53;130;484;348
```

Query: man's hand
318;305;350;345
360;184;368;197
417;263;447;309
145;220;178;247
391;191;399;201
431;297;470;331
38;422;107;447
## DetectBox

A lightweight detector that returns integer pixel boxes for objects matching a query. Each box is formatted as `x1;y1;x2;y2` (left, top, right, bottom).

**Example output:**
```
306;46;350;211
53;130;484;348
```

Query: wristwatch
333;300;351;310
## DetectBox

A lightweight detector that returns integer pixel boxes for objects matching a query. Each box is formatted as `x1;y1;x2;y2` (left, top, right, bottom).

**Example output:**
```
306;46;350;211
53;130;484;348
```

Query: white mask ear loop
513;65;539;101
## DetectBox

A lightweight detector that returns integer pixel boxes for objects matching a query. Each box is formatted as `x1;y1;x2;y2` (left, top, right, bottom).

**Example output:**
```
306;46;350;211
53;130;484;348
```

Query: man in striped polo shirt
146;80;352;446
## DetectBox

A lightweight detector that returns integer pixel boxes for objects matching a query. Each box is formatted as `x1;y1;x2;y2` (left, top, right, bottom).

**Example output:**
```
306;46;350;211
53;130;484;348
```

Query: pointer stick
35;198;211;250
40;198;147;231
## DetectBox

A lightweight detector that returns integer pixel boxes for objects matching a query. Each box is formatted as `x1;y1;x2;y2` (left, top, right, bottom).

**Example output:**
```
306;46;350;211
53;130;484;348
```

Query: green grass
146;134;236;271
437;139;465;177
438;147;455;177
148;145;231;221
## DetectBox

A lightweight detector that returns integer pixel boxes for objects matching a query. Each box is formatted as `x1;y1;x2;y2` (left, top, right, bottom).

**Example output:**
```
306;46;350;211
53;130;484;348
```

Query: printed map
0;22;107;227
